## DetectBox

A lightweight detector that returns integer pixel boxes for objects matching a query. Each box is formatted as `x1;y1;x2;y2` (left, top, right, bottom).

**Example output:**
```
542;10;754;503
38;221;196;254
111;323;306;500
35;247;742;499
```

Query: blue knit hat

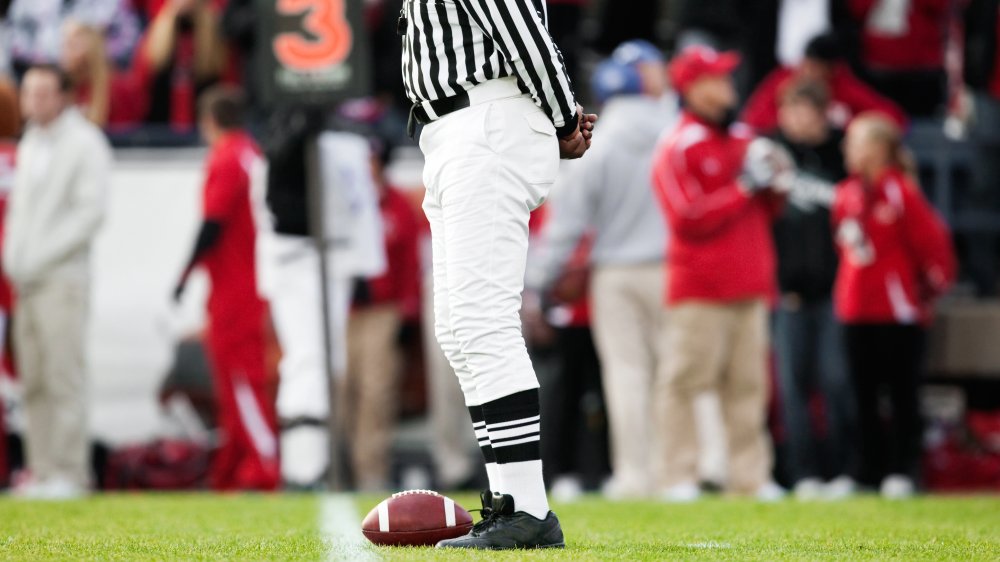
591;59;643;104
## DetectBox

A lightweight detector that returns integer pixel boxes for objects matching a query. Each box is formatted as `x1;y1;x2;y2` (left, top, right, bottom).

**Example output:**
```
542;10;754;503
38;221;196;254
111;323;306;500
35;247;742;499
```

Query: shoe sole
437;542;566;550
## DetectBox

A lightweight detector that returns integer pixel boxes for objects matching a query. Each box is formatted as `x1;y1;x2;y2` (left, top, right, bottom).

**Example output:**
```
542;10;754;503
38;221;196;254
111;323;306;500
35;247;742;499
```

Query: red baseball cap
668;46;741;95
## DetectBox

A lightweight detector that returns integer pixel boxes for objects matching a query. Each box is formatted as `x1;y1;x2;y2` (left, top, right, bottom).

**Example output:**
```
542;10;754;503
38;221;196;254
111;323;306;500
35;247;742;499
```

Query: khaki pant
590;263;667;496
15;280;89;487
340;304;402;491
659;299;772;494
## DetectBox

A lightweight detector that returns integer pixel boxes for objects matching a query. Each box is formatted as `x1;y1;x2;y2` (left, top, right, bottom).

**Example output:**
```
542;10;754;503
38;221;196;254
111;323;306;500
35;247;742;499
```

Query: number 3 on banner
274;0;353;71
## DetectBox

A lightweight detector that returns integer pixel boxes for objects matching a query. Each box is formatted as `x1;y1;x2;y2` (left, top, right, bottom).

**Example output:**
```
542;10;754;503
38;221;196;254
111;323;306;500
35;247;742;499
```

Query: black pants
843;323;926;487
539;326;610;489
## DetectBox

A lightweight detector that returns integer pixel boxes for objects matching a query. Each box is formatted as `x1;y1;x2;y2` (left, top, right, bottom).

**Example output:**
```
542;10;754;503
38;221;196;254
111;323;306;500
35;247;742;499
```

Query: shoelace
469;508;494;534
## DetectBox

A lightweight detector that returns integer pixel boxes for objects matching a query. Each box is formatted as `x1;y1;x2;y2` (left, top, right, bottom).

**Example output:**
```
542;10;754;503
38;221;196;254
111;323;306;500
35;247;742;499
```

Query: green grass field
1;493;998;560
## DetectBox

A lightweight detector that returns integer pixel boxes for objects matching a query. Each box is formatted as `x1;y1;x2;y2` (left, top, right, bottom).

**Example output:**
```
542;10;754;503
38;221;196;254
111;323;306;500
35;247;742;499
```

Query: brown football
361;490;473;547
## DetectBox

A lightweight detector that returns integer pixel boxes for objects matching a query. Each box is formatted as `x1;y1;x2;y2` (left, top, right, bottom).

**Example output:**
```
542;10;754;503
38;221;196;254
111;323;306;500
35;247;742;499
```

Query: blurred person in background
340;143;421;492
652;46;787;502
847;0;949;117
833;113;956;498
134;0;227;133
60;20;145;130
769;80;856;500
4;65;110;498
963;0;1000;296
673;0;777;99
0;74;19;138
527;40;675;500
173;86;279;491
4;0;139;78
256;110;385;490
531;232;609;503
742;33;906;135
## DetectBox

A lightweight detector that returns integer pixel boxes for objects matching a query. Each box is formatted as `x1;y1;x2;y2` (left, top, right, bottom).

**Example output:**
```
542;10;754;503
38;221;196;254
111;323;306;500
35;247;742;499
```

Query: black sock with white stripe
468;405;500;492
481;389;550;519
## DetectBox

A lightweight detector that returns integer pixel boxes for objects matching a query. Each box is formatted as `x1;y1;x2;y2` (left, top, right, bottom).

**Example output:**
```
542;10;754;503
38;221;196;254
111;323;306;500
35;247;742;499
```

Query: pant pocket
488;99;559;190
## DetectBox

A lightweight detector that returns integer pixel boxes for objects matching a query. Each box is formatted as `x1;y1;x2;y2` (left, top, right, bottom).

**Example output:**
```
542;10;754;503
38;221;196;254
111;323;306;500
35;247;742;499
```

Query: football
361;490;473;547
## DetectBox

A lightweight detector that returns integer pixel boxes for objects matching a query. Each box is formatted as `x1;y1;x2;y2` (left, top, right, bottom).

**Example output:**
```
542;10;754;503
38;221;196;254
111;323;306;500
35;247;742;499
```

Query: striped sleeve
457;0;579;137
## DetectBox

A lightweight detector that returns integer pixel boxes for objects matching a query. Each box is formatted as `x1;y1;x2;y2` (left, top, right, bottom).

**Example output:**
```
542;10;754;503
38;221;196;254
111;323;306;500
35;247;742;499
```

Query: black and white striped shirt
400;0;579;137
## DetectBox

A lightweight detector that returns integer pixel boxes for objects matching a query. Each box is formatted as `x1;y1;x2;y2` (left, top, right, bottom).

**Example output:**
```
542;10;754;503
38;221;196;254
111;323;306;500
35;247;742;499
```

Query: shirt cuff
555;113;579;139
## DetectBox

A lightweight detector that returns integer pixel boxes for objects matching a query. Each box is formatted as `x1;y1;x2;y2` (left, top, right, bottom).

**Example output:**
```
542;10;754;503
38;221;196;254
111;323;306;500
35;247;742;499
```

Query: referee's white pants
420;80;559;407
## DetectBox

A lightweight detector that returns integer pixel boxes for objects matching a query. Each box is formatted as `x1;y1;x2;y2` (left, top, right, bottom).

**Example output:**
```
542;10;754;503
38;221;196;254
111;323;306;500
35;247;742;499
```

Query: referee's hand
559;106;598;160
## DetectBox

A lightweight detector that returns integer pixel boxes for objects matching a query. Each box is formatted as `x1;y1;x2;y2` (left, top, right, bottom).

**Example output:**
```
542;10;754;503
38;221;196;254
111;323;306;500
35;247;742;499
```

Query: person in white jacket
526;41;677;499
3;65;110;499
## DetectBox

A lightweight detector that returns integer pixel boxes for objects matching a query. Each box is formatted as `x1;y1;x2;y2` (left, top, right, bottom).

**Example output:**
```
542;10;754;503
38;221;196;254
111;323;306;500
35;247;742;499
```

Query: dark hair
25;64;73;93
804;33;843;63
198;85;246;130
780;79;831;110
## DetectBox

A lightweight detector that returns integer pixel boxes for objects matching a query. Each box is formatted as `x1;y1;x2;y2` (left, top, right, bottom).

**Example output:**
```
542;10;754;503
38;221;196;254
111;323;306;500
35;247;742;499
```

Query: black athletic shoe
436;493;565;550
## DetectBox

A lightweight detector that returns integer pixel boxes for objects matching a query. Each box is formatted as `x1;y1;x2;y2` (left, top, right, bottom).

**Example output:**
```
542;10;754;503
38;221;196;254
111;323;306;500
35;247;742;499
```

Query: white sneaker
880;474;915;500
550;475;584;503
10;481;46;500
792;478;824;501
601;476;649;501
13;477;86;501
37;477;87;500
755;481;787;502
824;475;858;500
660;482;702;503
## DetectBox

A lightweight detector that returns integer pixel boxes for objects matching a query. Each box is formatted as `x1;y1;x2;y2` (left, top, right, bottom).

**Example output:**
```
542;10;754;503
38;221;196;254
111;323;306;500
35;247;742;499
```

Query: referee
400;0;596;550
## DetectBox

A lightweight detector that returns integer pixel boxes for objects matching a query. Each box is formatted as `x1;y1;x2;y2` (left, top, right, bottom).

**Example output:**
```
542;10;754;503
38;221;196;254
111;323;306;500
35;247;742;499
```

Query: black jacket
771;129;847;302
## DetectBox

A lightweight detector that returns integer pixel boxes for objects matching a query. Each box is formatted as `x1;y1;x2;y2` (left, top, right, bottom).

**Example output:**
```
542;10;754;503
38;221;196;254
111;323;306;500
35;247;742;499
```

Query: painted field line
321;494;381;561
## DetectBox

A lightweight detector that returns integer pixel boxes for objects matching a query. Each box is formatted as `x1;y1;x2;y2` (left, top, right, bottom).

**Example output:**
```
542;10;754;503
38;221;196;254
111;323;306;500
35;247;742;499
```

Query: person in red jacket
652;46;788;501
833;112;956;498
173;86;279;491
849;0;949;117
742;33;907;134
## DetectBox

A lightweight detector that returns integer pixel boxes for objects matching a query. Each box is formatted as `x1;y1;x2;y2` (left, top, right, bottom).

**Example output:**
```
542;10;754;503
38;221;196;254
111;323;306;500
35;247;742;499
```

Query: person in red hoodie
742;33;907;135
849;0;949;117
173;86;279;491
833;112;956;498
652;46;788;502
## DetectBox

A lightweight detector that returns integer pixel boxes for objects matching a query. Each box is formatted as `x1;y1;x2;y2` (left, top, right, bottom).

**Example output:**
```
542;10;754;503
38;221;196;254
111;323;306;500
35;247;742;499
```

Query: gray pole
305;132;346;492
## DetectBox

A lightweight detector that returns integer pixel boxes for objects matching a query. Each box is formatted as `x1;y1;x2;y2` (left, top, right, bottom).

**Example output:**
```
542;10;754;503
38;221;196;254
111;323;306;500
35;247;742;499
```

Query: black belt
407;91;471;138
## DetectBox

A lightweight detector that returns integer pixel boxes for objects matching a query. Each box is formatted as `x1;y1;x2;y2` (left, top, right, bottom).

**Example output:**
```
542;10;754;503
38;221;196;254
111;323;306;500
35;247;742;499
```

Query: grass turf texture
0;494;997;560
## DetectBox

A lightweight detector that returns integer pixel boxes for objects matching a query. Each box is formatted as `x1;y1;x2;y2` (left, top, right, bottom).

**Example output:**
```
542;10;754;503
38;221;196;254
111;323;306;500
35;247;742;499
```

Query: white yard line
684;541;733;550
320;494;381;561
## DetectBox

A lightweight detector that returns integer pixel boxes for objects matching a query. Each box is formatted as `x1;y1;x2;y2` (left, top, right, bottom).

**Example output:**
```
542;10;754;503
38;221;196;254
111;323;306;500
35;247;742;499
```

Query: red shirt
832;169;956;325
362;186;422;319
200;131;264;332
652;113;781;305
741;64;908;134
850;0;949;70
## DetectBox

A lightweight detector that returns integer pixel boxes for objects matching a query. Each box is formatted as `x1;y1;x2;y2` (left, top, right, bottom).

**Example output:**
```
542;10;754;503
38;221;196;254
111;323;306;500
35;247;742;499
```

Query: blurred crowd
1;0;1000;500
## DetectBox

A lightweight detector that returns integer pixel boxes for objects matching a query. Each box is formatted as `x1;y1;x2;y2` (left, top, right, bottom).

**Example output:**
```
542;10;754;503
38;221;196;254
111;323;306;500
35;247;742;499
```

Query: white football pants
420;77;560;408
